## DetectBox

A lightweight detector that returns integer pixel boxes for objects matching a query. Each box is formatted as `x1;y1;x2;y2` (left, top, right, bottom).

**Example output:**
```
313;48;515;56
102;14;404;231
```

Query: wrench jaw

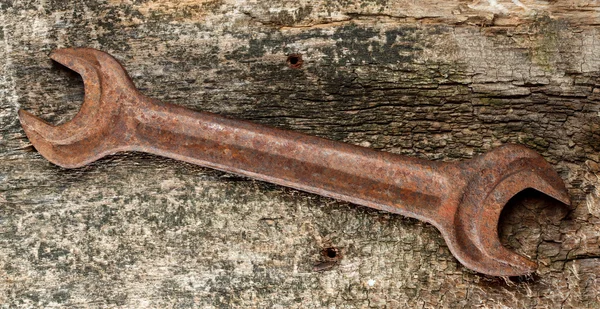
18;48;139;168
447;144;571;276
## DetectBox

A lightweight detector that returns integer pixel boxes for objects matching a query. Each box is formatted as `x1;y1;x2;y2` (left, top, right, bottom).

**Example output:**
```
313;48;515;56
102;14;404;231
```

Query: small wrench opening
53;72;84;127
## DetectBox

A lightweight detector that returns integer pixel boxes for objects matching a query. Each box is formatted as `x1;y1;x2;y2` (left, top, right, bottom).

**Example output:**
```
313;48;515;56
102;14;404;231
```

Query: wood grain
1;1;599;308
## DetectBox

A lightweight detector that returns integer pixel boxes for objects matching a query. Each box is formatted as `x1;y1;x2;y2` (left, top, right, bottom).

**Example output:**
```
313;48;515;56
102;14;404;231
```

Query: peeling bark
1;1;600;308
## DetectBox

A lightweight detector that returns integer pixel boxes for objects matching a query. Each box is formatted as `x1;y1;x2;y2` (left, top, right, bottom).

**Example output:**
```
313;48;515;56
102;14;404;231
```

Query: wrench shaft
132;99;453;223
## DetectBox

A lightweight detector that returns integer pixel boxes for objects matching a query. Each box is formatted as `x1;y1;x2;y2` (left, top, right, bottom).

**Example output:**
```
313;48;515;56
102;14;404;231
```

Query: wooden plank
1;1;599;307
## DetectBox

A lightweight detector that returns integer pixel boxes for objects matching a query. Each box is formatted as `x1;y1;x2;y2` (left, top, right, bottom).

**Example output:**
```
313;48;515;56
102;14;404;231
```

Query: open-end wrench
18;48;571;277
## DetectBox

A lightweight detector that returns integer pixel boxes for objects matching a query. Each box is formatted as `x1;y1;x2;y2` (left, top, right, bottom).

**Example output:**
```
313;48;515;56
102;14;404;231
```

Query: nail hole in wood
322;247;340;260
287;54;303;69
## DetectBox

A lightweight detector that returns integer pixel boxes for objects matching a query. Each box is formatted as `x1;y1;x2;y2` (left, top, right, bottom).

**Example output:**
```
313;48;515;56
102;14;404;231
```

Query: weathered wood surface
1;1;600;308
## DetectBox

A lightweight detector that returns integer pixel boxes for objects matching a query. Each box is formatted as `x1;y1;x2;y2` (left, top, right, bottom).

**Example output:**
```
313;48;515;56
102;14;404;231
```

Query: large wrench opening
19;48;571;276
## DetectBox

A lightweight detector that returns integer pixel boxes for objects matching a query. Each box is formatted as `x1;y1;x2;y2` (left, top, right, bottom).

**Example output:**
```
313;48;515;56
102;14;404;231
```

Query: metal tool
18;48;571;277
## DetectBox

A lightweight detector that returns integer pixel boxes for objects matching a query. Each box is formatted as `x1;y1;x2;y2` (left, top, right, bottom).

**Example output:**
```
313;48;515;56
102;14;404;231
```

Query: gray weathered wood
1;1;600;308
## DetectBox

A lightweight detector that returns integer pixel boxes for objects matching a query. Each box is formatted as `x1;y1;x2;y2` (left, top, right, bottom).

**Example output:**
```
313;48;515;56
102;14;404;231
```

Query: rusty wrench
18;48;570;276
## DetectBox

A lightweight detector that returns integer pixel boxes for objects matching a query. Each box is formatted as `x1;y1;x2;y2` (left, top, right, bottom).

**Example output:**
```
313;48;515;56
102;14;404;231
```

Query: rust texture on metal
18;48;571;277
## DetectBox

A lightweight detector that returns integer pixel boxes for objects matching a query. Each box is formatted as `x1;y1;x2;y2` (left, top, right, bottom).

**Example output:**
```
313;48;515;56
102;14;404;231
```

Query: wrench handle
130;99;456;224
